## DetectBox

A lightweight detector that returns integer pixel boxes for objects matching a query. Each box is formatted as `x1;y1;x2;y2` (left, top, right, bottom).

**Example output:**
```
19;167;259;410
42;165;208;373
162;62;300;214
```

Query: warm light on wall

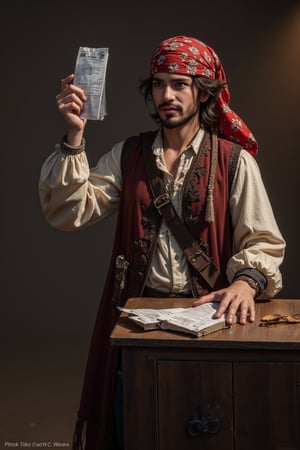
261;5;300;123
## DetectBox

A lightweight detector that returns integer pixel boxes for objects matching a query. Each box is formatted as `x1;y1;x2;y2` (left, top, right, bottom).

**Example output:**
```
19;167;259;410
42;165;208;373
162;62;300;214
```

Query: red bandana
151;35;258;156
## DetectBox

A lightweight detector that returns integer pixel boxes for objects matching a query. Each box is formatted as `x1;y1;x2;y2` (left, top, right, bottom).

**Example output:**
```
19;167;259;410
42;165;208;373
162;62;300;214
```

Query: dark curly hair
139;76;226;131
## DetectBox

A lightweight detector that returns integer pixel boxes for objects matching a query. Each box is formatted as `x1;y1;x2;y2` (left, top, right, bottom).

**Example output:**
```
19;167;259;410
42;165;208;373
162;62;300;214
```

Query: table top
110;298;300;350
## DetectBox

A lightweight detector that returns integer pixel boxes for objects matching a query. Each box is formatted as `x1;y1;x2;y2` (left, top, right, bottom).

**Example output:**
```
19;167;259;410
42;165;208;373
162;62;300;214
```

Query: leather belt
143;286;192;298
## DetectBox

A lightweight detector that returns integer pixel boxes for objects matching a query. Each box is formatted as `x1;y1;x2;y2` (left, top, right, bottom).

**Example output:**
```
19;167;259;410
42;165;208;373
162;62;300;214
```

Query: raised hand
56;74;87;146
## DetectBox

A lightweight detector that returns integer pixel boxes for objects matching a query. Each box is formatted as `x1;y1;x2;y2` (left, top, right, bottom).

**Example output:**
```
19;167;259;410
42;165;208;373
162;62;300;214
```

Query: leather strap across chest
140;131;227;290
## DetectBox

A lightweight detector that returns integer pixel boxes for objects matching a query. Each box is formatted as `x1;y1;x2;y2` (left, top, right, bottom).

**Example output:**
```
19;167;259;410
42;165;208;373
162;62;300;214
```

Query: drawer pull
187;415;220;436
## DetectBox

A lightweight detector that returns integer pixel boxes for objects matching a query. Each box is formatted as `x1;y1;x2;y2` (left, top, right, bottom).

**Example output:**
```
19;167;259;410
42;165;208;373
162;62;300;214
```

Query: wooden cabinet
111;299;300;450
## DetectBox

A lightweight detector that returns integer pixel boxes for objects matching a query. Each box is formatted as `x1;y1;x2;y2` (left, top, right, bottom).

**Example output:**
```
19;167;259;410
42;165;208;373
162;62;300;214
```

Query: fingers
56;74;87;122
59;74;74;92
215;295;255;325
193;291;217;306
193;288;256;326
240;301;255;324
56;92;84;117
60;74;75;91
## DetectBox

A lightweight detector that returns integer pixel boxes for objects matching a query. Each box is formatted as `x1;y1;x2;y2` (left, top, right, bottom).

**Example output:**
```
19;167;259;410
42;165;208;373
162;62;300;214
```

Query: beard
157;103;199;129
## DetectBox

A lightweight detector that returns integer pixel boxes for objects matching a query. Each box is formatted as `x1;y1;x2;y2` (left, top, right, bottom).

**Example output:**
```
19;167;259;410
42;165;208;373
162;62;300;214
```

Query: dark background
1;0;299;446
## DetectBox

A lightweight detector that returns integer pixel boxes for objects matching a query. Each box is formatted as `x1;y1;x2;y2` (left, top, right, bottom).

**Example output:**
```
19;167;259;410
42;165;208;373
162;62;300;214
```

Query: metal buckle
188;251;210;270
188;251;203;264
153;193;170;212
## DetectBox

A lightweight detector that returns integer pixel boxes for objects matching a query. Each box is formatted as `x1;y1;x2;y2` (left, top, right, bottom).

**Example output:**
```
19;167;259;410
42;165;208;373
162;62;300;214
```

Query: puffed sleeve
38;140;124;231
227;150;286;298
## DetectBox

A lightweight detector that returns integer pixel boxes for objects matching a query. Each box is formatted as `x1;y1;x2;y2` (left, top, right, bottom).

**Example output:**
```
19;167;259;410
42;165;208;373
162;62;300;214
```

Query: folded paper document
118;302;235;337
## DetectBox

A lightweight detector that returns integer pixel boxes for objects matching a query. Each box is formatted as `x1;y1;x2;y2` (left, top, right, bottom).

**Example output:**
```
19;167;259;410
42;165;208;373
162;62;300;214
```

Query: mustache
158;102;182;112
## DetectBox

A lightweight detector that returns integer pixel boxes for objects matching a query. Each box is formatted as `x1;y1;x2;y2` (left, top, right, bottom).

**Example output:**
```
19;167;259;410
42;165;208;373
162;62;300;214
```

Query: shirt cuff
232;268;267;298
60;135;86;155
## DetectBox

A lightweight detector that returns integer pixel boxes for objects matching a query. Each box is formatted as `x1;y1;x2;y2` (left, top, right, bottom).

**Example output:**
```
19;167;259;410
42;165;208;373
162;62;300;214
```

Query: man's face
151;72;201;129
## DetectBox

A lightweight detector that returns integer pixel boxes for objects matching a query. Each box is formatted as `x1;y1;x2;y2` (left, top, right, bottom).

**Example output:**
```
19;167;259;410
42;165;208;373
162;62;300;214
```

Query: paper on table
118;302;232;336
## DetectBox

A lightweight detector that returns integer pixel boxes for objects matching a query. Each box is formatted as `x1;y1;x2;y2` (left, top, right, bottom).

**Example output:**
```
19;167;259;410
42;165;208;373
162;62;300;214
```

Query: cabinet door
234;362;300;450
157;360;233;450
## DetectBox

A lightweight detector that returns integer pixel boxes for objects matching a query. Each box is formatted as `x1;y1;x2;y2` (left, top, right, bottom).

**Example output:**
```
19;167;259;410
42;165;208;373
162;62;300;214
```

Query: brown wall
2;0;300;342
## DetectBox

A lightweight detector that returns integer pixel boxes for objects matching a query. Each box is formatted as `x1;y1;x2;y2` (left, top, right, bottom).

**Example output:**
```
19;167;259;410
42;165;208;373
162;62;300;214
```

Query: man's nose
162;85;175;100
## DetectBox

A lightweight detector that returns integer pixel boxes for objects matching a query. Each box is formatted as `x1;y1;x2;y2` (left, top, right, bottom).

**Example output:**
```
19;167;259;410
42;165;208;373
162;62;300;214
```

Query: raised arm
39;75;123;231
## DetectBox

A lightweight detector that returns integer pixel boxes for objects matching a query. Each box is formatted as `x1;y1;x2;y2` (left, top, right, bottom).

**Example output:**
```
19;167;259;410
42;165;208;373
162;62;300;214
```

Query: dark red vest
115;129;240;302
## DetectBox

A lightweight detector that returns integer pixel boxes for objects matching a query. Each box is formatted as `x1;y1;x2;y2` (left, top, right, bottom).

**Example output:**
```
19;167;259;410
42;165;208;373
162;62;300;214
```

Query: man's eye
175;81;187;88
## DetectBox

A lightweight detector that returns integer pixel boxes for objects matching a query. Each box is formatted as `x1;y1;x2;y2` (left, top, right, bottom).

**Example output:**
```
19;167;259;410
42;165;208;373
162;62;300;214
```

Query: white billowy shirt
39;128;285;298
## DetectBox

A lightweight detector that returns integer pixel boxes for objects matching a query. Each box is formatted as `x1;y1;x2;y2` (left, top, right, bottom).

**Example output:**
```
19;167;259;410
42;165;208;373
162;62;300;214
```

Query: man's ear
200;91;210;103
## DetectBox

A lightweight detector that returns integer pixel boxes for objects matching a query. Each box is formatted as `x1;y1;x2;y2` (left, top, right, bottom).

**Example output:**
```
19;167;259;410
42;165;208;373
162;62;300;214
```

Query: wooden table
111;298;300;450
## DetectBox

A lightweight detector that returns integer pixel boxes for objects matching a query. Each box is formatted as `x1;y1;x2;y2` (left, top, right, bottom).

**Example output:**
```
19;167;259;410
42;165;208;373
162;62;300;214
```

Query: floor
0;339;89;449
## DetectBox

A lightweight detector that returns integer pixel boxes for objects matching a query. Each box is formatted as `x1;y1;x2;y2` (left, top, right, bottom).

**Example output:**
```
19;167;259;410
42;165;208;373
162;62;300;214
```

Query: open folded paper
118;301;235;337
